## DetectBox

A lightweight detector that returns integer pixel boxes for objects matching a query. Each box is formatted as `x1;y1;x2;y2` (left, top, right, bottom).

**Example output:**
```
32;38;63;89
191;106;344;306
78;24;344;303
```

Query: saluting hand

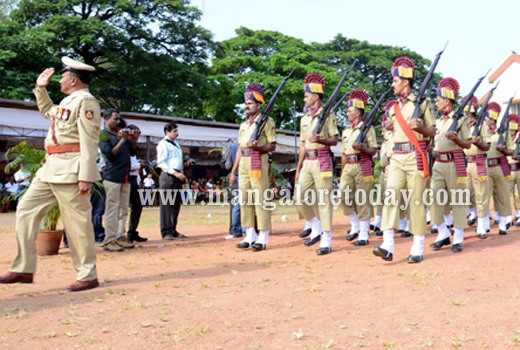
36;68;55;88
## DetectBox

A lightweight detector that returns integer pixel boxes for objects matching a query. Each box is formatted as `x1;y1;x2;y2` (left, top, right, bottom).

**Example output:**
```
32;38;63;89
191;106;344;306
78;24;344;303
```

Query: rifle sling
394;103;429;178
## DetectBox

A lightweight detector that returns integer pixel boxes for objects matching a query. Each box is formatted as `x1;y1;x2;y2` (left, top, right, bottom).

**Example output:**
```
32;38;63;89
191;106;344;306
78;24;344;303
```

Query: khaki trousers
295;159;333;231
381;153;427;235
238;156;271;231
509;170;520;211
103;180;131;244
488;166;512;217
430;162;468;228
339;164;372;221
11;177;97;281
466;163;490;218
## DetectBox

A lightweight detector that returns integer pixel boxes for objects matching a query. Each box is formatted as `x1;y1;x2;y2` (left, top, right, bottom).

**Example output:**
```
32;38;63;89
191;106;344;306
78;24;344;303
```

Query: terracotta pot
36;230;64;256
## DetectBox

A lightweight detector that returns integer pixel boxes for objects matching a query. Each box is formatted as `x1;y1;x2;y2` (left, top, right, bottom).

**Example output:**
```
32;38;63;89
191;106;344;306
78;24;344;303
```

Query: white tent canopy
0;101;341;156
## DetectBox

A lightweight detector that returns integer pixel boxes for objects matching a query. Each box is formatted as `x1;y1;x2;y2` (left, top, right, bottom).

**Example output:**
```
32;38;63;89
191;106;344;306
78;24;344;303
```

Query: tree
0;0;214;116
207;29;441;133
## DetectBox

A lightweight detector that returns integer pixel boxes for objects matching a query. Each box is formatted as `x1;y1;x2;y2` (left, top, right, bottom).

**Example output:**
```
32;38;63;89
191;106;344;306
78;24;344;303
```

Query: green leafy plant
4;141;61;231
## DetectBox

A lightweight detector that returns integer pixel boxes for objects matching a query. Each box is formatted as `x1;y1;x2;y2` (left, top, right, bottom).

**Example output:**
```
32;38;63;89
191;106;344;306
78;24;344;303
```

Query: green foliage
4;141;61;231
208;29;442;136
0;0;215;115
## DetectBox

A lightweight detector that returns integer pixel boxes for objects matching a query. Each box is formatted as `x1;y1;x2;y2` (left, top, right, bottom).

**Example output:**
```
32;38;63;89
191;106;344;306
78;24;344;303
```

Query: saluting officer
0;57;101;291
373;57;435;263
295;73;339;255
339;90;377;246
230;83;276;251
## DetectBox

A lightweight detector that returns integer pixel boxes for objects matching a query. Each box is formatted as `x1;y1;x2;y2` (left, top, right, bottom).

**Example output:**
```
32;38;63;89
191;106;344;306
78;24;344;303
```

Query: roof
488;54;520;83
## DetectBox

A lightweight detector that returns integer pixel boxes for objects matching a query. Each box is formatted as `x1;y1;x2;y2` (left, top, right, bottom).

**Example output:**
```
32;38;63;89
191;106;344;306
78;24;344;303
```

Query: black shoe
173;231;188;239
163;234;174;241
346;232;359;241
397;229;405;234
374;228;383;236
447;225;453;230
426;220;431;225
506;222;512;230
477;233;487;239
401;231;412;238
370;224;376;231
304;235;321;247
353;240;369;246
407;255;424;263
452;243;463;253
431;228;439;234
373;246;393;261
467;218;476;226
236;241;253;249
299;228;312;238
316;247;332;255
494;220;499;225
430;237;451;250
129;231;148;243
499;230;507;235
252;243;266;251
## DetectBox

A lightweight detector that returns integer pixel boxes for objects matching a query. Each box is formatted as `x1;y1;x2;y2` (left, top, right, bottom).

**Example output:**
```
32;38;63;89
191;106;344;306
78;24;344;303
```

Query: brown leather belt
47;143;80;154
241;148;251;156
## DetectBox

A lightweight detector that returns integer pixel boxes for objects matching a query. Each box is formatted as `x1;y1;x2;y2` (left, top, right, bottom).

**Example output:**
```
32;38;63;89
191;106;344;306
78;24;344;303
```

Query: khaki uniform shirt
300;109;339;149
33;87;102;183
434;111;471;152
238;115;277;148
341;122;377;154
487;129;513;158
389;94;435;143
465;122;491;156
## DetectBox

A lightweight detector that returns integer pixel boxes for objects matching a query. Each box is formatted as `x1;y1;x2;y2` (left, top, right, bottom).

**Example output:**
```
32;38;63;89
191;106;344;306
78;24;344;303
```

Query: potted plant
4;141;63;255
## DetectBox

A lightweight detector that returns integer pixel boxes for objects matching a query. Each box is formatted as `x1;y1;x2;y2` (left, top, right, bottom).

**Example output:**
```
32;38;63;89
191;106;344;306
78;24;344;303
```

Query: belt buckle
401;143;412;151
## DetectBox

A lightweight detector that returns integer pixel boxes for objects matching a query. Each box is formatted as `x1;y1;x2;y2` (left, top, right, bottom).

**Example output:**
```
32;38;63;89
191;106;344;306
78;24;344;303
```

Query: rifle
251;68;295;142
354;88;391;144
497;94;515;147
448;70;488;133
472;81;499;137
312;59;358;136
332;91;350;113
411;41;448;120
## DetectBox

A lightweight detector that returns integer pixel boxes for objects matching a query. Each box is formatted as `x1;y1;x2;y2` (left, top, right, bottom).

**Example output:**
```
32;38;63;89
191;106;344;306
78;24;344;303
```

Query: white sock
507;215;513;225
320;230;332;248
477;217;486;235
256;230;269;244
516;209;520;218
381;229;395;253
432;224;438;230
304;221;312;230
243;227;258;244
453;228;464;245
359;220;369;241
405;220;410;232
444;214;453;226
348;213;360;233
372;215;382;229
410;234;425;256
494;211;499;221
484;216;490;231
399;218;406;230
499;216;507;231
426;209;431;223
468;207;476;220
436;222;451;241
310;217;323;239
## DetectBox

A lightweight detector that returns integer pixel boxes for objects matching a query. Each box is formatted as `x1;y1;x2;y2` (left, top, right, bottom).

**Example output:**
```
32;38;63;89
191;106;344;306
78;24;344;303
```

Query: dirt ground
0;204;520;350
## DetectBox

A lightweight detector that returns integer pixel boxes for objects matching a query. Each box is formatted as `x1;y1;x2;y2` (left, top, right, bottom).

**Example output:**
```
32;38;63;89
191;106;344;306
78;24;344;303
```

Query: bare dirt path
1;205;520;349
